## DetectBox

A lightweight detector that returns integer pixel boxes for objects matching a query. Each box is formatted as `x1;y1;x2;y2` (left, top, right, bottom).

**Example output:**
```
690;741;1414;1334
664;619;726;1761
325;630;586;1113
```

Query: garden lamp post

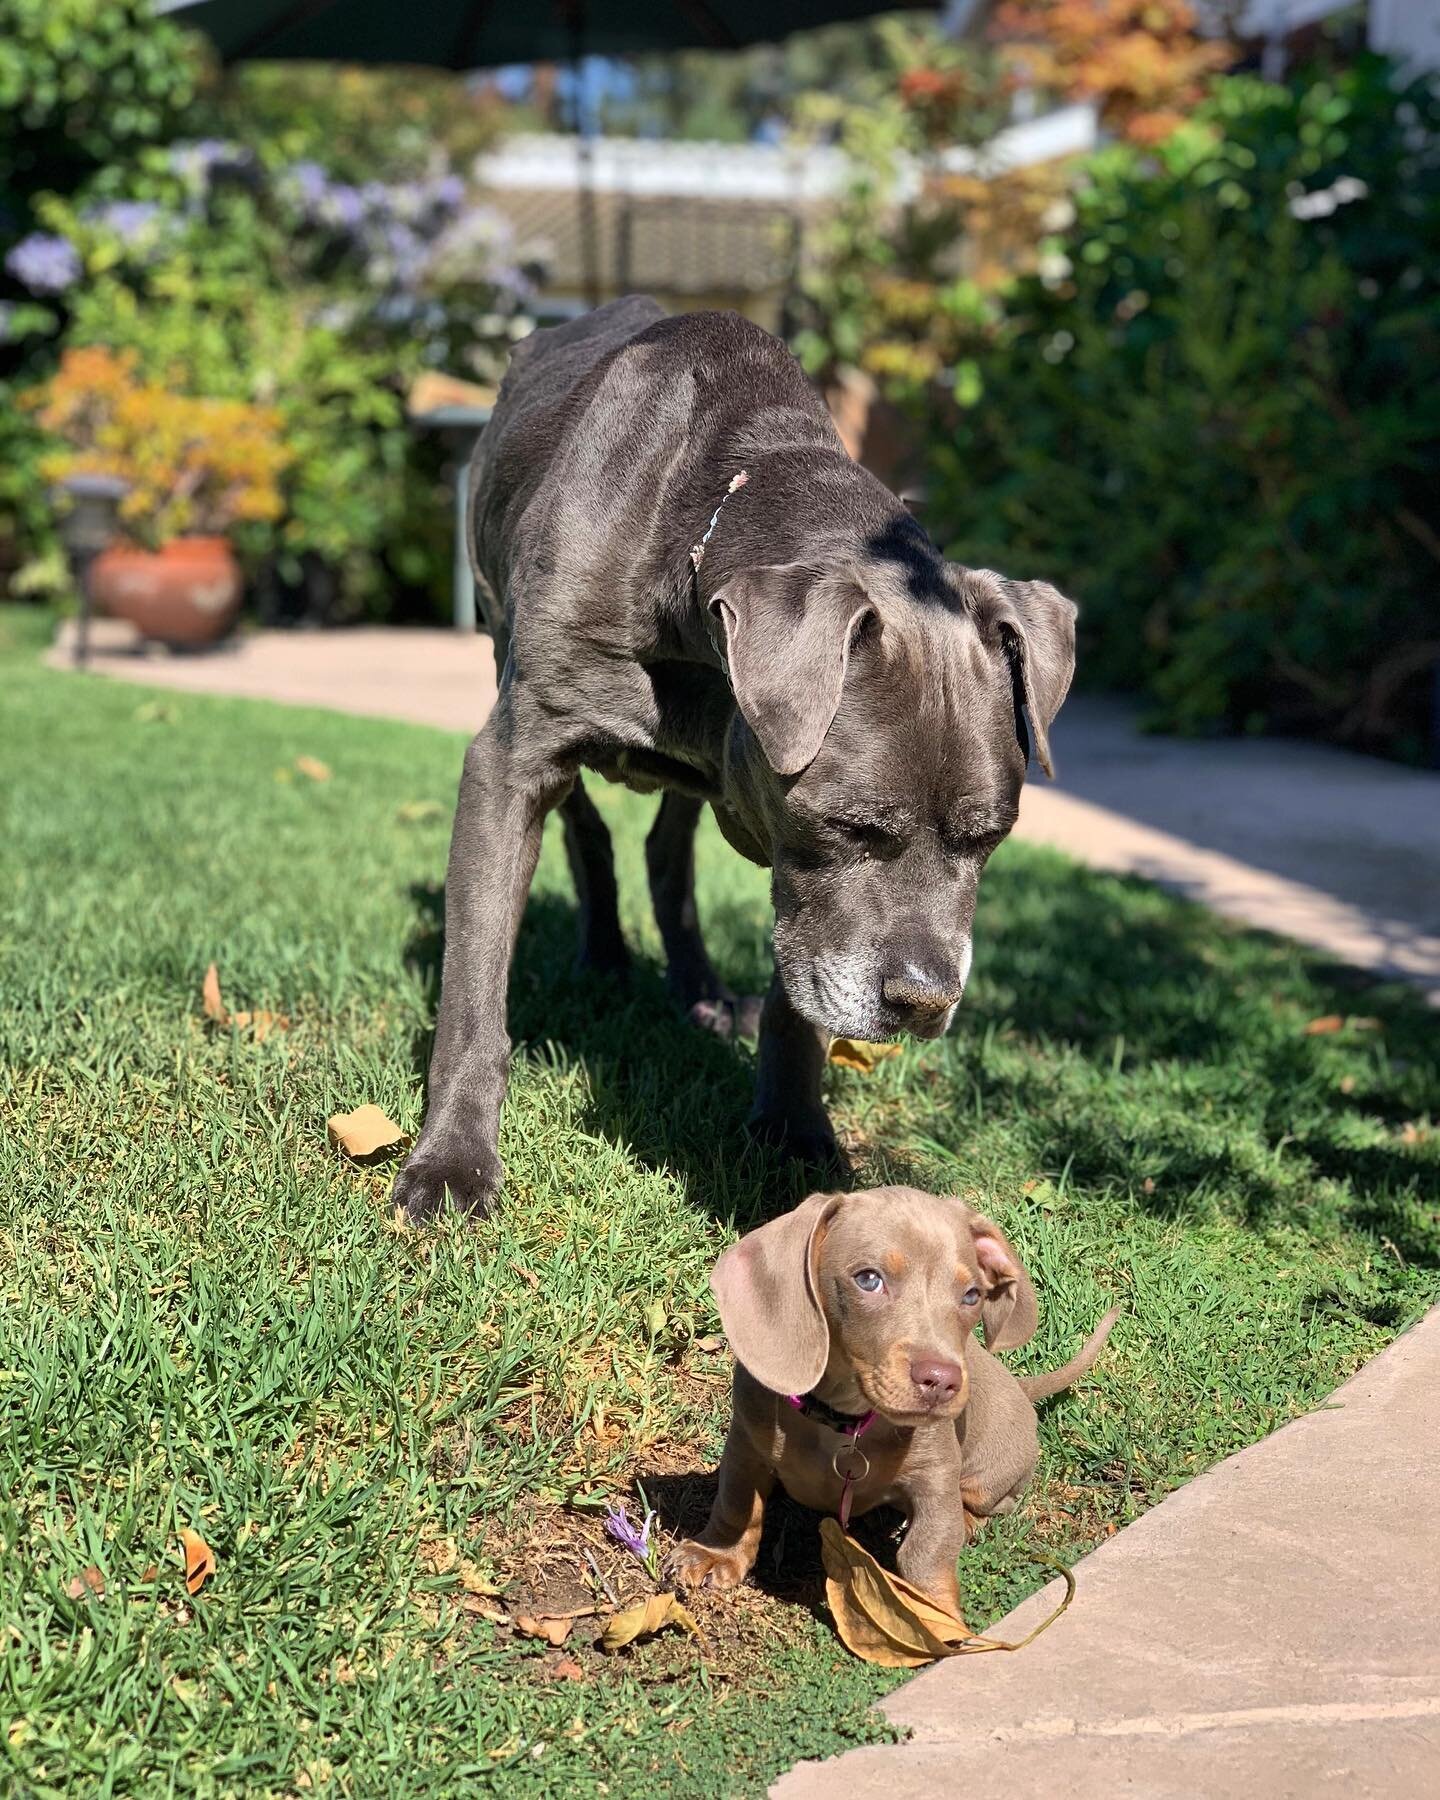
55;474;127;669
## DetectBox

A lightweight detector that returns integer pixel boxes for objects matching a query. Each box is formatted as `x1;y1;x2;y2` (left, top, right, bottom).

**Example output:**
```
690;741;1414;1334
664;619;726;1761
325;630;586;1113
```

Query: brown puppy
672;1186;1117;1615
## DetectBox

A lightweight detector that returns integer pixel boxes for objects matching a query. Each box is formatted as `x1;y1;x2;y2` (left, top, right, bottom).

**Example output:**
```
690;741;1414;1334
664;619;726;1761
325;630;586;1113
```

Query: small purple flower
603;1503;651;1561
5;233;81;295
86;201;163;246
432;173;466;213
168;139;247;187
321;183;364;230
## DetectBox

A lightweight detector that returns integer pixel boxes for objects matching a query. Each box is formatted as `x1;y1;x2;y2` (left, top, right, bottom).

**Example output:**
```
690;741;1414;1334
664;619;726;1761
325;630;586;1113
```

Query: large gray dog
393;297;1075;1222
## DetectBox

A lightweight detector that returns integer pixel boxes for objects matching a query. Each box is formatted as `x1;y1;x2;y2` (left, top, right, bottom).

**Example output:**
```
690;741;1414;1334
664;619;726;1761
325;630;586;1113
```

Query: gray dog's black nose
882;967;962;1017
910;1356;965;1400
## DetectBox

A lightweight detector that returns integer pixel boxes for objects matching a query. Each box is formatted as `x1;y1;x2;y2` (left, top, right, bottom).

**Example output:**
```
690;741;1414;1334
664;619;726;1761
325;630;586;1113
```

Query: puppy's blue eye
961;1286;981;1307
853;1269;885;1293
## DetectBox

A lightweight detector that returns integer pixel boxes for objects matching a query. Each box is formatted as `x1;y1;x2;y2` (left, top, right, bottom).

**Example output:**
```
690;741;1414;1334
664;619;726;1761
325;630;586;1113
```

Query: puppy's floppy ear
957;568;1076;779
710;1191;844;1395
967;1213;1039;1352
709;564;873;777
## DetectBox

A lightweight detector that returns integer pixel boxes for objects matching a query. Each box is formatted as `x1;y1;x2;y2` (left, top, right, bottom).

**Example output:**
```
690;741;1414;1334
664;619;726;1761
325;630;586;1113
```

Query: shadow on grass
402;847;1439;1257
403;882;846;1229
634;1466;907;1624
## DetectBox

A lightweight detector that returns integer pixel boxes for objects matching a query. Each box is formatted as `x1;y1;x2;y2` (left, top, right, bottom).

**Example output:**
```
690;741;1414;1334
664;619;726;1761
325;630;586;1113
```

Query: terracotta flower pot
89;537;242;647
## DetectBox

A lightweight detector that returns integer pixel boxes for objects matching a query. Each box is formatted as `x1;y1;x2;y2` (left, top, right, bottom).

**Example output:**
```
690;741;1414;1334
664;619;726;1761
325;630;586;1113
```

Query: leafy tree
931;59;1440;762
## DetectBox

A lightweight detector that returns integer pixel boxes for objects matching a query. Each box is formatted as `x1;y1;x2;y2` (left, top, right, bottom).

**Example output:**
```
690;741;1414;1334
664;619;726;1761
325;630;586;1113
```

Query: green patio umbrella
165;0;927;307
159;0;925;67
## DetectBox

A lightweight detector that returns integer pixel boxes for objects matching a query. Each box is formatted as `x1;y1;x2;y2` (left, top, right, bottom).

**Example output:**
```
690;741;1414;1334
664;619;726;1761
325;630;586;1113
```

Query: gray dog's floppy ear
967;1212;1039;1352
965;572;1076;780
710;564;873;776
710;1190;844;1394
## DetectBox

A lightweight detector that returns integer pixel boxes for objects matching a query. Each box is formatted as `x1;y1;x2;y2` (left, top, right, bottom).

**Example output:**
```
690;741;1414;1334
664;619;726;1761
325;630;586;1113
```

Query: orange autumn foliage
990;0;1232;144
24;346;291;548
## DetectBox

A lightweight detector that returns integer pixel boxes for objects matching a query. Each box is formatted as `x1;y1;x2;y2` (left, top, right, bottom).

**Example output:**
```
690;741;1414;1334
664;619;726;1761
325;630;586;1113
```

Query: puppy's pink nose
909;1356;964;1401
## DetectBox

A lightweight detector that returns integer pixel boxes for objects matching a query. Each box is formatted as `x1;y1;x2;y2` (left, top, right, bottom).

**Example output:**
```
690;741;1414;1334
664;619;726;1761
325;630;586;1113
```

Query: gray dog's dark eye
853;1269;885;1293
960;1285;981;1307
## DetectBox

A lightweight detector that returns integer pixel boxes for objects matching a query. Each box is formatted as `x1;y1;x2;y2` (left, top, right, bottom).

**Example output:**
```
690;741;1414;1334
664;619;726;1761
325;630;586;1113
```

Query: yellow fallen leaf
828;1038;902;1074
178;1528;216;1597
202;963;227;1023
598;1592;701;1653
820;1520;969;1667
327;1104;406;1160
1303;1014;1343;1035
7;1719;31;1747
819;1519;1075;1667
514;1613;574;1646
65;1565;105;1601
230;1008;290;1041
295;755;331;782
396;800;445;825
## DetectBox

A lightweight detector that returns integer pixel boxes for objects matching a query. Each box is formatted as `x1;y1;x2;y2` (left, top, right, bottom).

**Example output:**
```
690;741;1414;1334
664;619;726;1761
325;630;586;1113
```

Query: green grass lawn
2;603;1437;1798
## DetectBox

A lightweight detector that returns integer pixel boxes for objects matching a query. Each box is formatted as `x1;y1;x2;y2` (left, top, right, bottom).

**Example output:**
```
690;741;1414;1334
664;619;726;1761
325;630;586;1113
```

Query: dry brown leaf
1303;1014;1344;1035
327;1104;405;1160
65;1565;105;1601
598;1592;701;1653
551;1656;585;1682
820;1520;970;1667
295;756;331;782
230;1009;290;1041
828;1037;903;1073
202;966;288;1038
137;1564;159;1584
514;1613;574;1646
1399;1122;1430;1146
692;1334;726;1354
202;963;227;1023
178;1528;216;1597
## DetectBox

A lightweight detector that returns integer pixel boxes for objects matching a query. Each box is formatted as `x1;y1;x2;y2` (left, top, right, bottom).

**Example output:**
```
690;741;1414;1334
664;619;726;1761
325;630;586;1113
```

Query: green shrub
0;0;200;205
931;59;1440;763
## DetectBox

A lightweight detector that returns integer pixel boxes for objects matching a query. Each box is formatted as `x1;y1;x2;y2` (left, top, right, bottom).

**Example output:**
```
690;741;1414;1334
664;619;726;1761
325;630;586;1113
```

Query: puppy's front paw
391;1144;502;1224
669;1539;753;1592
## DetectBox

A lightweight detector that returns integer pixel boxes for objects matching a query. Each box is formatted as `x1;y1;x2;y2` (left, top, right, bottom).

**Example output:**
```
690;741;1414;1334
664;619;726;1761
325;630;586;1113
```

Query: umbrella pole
569;13;601;310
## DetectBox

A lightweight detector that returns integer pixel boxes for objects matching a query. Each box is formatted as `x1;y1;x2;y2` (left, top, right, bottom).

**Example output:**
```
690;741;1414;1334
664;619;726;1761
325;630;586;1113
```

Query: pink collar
786;1391;877;1528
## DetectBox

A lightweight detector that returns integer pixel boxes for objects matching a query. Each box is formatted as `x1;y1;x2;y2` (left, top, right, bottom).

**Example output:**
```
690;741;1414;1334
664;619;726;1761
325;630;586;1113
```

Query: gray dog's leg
646;793;762;1039
561;782;629;977
393;706;569;1222
748;976;839;1166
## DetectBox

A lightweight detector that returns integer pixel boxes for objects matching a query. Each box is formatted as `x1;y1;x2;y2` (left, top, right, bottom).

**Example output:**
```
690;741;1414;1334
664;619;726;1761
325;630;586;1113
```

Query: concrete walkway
775;1306;1440;1800
48;619;1440;1002
1019;698;1440;1004
47;617;499;736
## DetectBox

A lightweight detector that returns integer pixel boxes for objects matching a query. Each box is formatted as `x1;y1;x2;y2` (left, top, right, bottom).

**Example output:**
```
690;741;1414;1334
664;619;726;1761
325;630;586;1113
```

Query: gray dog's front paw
687;994;764;1041
391;1145;502;1224
746;1108;844;1173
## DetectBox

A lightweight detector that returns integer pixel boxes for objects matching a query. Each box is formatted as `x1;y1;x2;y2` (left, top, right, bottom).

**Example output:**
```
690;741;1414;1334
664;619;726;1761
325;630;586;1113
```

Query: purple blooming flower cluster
167;139;250;187
277;161;477;292
5;233;82;295
83;201;164;247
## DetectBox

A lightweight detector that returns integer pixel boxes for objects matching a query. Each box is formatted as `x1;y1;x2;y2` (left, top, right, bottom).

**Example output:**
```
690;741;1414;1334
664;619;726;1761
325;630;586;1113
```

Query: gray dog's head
712;549;1075;1041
